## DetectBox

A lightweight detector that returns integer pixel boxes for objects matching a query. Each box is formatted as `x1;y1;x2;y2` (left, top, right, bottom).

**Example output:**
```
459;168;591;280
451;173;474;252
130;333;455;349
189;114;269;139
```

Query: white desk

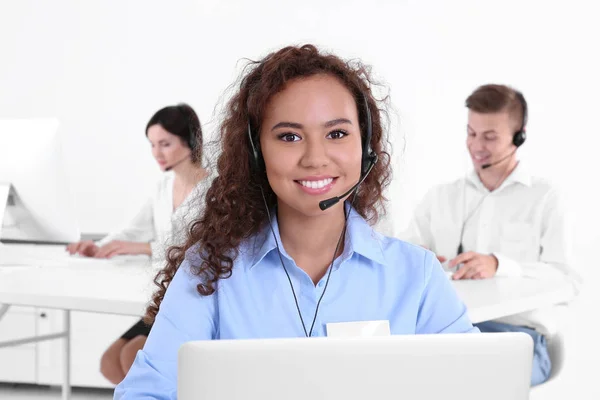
452;278;574;323
0;244;576;399
0;244;153;400
0;253;154;316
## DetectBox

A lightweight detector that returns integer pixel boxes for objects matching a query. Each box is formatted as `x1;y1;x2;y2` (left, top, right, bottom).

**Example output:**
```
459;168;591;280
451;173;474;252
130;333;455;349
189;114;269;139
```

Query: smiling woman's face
259;73;362;217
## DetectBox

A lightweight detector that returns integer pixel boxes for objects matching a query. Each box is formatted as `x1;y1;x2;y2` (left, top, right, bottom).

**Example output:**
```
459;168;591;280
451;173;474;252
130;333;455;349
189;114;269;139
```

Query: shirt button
318;281;325;287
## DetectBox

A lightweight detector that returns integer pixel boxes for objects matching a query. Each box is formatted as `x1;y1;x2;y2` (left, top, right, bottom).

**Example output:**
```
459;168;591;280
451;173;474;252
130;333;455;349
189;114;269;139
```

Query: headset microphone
481;90;527;170
318;154;378;211
457;88;528;255
481;148;517;169
164;154;191;171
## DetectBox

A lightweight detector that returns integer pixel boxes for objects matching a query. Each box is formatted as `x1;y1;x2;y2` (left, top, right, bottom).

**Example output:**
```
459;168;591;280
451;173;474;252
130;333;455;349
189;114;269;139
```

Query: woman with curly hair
115;44;477;398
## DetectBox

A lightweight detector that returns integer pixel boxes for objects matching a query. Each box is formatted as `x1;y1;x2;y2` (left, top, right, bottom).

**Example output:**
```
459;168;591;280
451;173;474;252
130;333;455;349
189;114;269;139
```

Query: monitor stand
0;183;58;244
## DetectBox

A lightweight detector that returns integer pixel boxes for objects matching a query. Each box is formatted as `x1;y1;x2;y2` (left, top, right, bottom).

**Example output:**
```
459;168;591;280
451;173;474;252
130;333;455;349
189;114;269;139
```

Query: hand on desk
66;240;99;257
448;252;498;280
67;240;151;259
94;241;152;259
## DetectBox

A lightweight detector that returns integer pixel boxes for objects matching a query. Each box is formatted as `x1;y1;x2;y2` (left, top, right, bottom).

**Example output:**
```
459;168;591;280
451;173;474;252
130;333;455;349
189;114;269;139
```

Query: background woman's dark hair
145;103;203;164
145;44;392;324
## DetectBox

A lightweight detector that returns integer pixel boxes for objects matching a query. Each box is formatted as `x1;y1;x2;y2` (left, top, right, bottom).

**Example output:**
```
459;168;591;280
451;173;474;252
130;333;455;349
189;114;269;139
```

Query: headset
481;90;528;170
247;92;377;175
181;105;199;151
188;128;197;151
247;92;378;210
511;90;527;148
164;106;200;171
457;89;528;254
246;91;377;337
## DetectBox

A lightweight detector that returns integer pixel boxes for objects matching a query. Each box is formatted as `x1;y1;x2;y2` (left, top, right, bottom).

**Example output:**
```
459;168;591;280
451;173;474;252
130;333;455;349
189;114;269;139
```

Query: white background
1;0;598;397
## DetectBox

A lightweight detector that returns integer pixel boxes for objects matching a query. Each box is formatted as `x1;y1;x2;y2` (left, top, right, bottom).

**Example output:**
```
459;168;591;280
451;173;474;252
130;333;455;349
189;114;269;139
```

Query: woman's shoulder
181;230;271;274
373;231;438;279
378;232;431;259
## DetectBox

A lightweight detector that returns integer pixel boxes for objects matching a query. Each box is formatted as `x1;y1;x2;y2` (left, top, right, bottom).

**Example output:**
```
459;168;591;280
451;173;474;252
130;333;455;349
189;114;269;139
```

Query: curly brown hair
144;44;392;324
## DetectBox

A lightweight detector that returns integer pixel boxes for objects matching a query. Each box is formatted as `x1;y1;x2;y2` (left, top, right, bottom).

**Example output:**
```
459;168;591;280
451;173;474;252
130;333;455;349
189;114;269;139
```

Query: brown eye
278;133;301;142
327;130;348;139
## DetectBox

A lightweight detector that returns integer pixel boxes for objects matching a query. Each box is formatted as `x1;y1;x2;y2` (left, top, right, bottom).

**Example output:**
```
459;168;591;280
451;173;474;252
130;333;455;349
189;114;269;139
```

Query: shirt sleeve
96;197;158;251
416;250;479;333
399;188;435;249
493;188;583;296
114;258;217;400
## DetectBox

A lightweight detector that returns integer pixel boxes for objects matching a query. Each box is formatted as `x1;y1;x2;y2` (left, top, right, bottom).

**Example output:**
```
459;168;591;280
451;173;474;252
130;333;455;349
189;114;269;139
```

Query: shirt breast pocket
499;222;538;261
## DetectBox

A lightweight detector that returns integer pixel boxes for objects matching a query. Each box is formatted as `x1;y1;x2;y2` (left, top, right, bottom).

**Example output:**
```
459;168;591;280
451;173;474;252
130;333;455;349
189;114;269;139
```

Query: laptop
178;333;533;400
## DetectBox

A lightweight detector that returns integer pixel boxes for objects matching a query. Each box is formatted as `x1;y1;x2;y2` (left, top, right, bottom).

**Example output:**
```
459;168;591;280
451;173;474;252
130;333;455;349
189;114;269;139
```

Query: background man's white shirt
400;162;582;335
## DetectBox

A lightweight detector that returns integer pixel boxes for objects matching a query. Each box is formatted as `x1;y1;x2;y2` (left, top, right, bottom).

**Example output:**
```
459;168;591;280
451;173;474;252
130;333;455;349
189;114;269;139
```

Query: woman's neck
277;203;347;284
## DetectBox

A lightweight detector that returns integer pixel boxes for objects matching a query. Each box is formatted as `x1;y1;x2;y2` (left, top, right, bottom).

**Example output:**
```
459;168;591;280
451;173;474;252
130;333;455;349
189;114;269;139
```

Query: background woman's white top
97;171;211;266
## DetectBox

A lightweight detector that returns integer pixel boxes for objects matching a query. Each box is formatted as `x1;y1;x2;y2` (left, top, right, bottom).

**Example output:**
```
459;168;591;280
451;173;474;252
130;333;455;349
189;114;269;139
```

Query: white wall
1;0;598;396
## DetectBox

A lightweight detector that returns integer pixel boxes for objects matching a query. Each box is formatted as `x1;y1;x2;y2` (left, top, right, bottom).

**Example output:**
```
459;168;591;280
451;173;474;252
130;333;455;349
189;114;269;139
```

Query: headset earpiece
361;93;377;176
512;91;528;148
247;122;261;171
513;130;526;147
188;128;197;150
179;104;198;151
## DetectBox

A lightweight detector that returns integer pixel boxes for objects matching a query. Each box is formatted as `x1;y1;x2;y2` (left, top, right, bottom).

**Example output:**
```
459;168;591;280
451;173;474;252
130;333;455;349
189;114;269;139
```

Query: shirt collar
248;202;388;269
466;160;532;191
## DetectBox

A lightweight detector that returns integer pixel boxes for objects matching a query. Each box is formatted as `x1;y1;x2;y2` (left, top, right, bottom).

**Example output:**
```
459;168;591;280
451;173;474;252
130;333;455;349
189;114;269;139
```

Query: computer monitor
179;333;533;400
0;118;80;243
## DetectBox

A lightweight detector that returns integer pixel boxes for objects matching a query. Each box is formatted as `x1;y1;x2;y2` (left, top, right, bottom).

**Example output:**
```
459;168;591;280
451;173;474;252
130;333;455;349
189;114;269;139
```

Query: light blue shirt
115;205;477;399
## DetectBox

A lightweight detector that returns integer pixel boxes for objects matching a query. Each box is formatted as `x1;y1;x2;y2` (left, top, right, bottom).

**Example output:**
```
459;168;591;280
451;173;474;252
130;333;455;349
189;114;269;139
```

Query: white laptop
178;333;533;400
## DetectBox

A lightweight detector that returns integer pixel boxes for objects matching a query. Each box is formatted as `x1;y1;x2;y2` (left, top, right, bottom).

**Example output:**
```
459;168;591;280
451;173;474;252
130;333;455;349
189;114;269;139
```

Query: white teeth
299;178;333;189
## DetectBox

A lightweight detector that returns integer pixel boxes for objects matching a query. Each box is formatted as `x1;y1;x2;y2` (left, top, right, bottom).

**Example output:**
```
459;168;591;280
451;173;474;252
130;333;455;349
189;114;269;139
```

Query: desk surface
0;244;575;323
452;278;573;323
0;244;154;316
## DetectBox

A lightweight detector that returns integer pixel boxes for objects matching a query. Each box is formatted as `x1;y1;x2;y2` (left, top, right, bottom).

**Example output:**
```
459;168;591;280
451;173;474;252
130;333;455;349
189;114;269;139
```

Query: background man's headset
456;90;528;255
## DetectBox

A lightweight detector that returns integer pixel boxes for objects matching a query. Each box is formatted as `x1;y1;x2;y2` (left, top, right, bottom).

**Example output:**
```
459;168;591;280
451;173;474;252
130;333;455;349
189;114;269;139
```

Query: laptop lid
178;333;532;400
